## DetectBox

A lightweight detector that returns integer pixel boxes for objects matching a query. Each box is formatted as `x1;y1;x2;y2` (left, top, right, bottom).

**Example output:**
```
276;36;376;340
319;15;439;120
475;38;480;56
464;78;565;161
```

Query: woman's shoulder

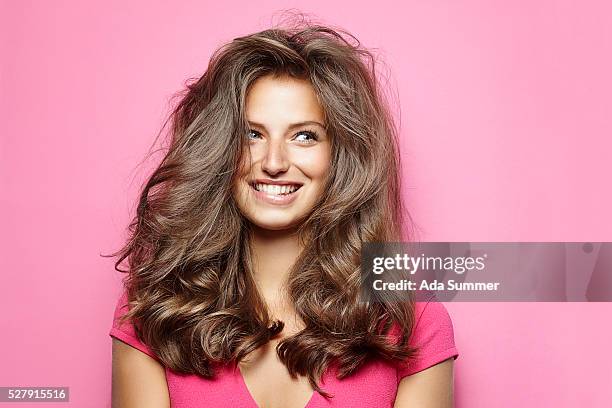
109;289;161;362
391;296;459;378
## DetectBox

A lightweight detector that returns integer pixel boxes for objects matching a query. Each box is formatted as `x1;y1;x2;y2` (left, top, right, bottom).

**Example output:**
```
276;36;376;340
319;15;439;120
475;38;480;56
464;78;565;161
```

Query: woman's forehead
245;75;325;124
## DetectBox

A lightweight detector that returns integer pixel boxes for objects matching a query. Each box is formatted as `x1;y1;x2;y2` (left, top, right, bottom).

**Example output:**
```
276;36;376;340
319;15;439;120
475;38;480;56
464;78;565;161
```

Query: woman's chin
249;217;301;232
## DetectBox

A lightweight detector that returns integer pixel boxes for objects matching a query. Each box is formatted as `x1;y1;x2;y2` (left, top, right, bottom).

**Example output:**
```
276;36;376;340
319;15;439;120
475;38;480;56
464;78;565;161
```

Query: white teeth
254;183;300;195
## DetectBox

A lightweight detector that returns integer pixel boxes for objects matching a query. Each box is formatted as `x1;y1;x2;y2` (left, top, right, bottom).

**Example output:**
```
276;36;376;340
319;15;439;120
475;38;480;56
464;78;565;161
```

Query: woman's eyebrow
248;120;327;130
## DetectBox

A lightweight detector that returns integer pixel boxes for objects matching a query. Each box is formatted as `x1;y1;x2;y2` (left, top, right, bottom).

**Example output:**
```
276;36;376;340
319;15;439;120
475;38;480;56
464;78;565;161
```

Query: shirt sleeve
109;290;161;362
396;298;459;379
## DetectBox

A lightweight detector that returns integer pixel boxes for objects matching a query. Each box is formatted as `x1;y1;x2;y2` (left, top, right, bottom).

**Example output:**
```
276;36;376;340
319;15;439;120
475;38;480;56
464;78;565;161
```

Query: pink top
109;290;458;407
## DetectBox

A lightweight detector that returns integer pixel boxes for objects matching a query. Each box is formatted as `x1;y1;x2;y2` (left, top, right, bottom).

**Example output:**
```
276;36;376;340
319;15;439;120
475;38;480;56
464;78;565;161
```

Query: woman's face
233;75;331;231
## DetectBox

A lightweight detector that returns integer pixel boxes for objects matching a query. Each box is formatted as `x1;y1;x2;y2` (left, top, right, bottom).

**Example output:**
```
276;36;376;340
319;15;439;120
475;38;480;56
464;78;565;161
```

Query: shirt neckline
234;362;324;408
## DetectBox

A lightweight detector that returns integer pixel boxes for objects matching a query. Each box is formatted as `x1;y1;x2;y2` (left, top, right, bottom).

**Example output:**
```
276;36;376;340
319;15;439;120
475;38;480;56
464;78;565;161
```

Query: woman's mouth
249;182;302;205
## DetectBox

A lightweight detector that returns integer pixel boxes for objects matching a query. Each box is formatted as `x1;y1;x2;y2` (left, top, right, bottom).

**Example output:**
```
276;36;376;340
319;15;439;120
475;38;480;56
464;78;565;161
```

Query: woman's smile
249;180;303;205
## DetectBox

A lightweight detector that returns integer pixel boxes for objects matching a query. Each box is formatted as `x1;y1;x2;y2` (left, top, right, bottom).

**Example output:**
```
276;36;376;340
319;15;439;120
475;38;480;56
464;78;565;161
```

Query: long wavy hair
107;13;417;398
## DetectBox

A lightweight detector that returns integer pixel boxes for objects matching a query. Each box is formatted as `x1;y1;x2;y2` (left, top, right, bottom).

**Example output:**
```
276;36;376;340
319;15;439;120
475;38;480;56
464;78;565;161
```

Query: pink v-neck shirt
109;290;458;407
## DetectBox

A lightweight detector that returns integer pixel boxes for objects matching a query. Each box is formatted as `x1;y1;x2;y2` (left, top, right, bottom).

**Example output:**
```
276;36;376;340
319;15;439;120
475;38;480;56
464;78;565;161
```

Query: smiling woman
233;75;331;230
108;12;457;408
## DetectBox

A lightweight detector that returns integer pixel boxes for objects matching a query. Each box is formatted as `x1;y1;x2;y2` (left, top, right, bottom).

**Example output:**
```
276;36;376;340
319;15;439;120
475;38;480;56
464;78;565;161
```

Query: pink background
2;1;611;407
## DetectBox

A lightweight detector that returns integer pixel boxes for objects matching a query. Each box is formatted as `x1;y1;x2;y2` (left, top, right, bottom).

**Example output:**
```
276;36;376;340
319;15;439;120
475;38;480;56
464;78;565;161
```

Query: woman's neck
249;224;303;315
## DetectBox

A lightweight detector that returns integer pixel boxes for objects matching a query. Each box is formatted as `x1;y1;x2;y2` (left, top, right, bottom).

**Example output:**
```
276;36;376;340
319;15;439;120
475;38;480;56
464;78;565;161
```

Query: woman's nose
261;139;289;175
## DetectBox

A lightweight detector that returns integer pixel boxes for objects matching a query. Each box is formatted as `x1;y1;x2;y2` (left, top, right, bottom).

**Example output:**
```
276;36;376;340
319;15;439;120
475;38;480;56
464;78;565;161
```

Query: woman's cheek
292;148;331;177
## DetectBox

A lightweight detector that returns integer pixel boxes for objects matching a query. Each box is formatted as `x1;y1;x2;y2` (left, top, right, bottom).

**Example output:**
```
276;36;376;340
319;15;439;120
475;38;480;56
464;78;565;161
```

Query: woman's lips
250;183;301;205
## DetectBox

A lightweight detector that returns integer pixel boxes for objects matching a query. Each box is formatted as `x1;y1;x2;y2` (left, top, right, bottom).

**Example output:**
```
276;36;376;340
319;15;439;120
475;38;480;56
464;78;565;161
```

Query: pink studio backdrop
1;1;611;407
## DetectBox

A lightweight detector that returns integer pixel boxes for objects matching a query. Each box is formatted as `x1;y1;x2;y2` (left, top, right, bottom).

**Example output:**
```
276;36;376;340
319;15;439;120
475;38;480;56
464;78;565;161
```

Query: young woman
109;19;458;408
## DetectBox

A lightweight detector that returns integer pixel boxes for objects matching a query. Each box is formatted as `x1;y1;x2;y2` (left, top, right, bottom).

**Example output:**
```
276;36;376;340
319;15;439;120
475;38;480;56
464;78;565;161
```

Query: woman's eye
247;129;319;143
247;130;262;140
294;131;318;143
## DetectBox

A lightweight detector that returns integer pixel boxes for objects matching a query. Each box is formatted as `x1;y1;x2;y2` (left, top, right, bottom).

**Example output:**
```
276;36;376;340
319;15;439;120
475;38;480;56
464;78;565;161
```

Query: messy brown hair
107;12;417;399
